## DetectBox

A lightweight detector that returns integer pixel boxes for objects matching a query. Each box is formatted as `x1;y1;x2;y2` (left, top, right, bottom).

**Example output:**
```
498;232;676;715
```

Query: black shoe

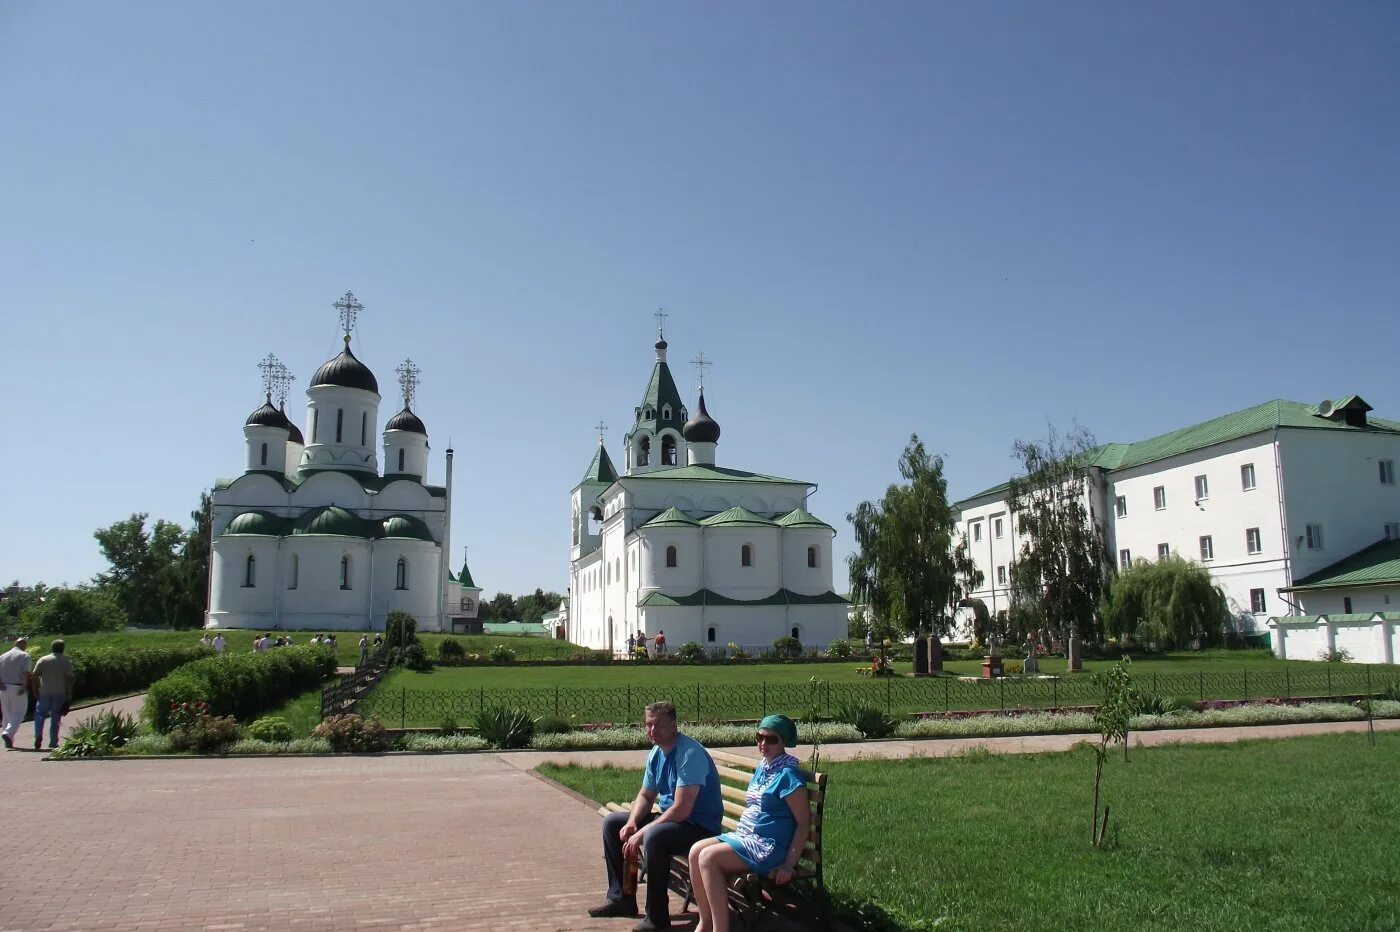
33;737;41;750
587;900;638;919
633;918;670;932
2;735;11;749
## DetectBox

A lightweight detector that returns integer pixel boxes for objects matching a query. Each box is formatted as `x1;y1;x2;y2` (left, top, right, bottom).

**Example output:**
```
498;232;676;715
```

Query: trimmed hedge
57;645;213;703
144;645;336;732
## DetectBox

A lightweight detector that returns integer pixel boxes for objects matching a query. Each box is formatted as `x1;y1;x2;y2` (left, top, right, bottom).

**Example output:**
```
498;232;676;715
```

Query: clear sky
3;2;1398;599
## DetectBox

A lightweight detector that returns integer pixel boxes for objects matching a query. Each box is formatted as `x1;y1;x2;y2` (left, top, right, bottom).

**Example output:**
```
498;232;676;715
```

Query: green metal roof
224;511;288;536
623;464;810;486
580;443;618;486
641;507;701;528
1282;538;1400;591
775;508;834;530
638;588;850;608
459;560;477;588
381;514;435;541
293;505;373;538
958;397;1400;504
701;506;777;528
483;622;548;634
216;470;447;498
629;355;686;438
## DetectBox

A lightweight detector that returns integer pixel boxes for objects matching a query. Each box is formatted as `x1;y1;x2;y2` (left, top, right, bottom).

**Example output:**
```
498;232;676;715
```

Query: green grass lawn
539;733;1400;931
363;651;1395;727
261;686;325;737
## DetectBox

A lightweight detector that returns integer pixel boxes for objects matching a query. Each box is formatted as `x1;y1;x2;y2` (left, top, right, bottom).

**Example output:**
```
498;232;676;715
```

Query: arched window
396;557;408;590
288;554;298;589
662;405;672;420
335;408;344;443
243;554;256;587
665;545;677;568
660;434;677;466
638;435;650;466
707;626;716;643
807;546;818;568
340;555;351;590
791;626;800;640
361;411;367;445
741;544;752;567
397;448;405;472
644;407;653;420
260;442;268;466
312;409;319;442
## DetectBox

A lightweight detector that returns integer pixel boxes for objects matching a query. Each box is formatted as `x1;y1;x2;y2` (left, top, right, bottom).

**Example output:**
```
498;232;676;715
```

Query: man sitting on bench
590;701;724;931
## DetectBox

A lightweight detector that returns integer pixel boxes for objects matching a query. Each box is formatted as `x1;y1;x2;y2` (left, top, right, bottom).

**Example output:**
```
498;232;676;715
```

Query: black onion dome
656;338;668;351
245;397;289;431
279;404;304;444
682;390;721;443
385;406;427;435
310;344;379;393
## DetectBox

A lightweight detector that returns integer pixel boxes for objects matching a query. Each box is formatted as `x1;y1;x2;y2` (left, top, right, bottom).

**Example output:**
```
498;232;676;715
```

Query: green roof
216;470;447;498
580;443;618;486
959;397;1400;504
701;506;776;528
381;514;435;541
224;511;289;536
482;622;548;634
293;505;373;538
623;464;811;486
219;506;441;543
775;508;834;531
459;560;476;588
638;589;850;608
1283;538;1400;591
641;507;701;528
629;354;686;438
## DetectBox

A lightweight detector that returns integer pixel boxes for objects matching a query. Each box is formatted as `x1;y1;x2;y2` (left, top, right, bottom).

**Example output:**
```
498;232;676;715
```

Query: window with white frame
1250;588;1266;613
1154;486;1166;510
395;557;408;590
1157;542;1170;561
972;522;982;542
340;555;352;590
1305;524;1324;550
1115;496;1127;518
243;554;256;588
1241;463;1257;491
1119;549;1131;569
994;517;1004;539
1382;460;1396;485
996;565;1006;586
1246;527;1262;555
1199;535;1214;561
1194;475;1209;500
666;545;677;568
1386;523;1400;540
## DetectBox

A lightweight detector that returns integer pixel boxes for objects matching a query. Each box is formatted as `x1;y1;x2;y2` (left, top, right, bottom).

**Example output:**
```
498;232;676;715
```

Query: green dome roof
642;507;701;528
381;514;435;541
701;506;776;528
775;508;834;530
225;511;287;536
293;505;371;538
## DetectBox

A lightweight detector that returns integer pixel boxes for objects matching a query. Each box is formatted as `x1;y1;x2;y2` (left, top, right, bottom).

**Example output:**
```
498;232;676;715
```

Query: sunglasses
755;732;780;745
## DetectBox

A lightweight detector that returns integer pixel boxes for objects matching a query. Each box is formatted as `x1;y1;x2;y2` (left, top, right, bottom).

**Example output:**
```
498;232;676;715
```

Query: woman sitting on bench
687;714;810;932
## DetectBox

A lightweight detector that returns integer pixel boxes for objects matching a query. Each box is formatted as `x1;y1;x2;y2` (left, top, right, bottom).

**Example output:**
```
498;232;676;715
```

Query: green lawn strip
364;656;1397;727
259;686;325;738
539;733;1400;931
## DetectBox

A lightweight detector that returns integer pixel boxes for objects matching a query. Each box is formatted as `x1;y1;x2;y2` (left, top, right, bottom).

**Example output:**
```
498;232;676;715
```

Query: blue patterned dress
717;753;806;874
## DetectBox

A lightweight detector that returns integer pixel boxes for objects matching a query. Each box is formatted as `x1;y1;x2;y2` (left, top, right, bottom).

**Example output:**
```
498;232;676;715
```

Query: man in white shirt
0;637;33;750
212;634;225;654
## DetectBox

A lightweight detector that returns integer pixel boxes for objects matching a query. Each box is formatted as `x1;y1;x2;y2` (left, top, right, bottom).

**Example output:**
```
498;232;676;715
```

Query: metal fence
351;665;1400;729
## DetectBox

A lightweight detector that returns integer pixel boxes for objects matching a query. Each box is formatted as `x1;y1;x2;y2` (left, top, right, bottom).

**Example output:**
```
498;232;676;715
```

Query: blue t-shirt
719;756;806;873
643;733;724;833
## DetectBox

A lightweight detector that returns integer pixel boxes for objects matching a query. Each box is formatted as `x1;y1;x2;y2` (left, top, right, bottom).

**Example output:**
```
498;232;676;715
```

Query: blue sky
3;2;1398;598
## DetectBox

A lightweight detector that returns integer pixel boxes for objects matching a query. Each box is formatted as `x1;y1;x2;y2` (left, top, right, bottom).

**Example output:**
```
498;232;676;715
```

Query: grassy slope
540;733;1400;931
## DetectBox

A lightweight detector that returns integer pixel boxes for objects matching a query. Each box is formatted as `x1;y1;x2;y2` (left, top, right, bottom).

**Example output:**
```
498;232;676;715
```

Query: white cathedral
565;328;848;654
206;292;479;632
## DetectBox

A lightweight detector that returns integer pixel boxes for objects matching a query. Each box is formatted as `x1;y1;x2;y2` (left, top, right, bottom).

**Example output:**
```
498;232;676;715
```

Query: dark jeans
602;809;716;925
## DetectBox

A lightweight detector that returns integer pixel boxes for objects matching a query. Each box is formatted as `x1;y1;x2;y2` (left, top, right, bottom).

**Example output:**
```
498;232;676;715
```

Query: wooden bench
599;748;830;930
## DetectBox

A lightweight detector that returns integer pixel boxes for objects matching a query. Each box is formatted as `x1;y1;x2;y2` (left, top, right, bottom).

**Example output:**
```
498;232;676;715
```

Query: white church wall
292;471;372;511
284;441;304;479
216;474;292;514
209;537;281;628
780;529;834;595
1297;586;1400;615
384;431;429;478
245;425;289;474
705;528;781;599
371;541;441;628
372;480;436;514
277;537;374;630
638;530;703;592
301;384;380;474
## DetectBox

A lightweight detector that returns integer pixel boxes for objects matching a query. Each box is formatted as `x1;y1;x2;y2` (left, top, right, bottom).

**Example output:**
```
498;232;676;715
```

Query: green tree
515;588;565;625
484;592;518;622
848;435;982;671
1005;424;1111;670
20;587;125;634
1102;555;1231;649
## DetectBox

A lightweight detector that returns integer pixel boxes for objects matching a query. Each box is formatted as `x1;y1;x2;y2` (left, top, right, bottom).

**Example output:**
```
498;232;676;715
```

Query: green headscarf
758;714;798;748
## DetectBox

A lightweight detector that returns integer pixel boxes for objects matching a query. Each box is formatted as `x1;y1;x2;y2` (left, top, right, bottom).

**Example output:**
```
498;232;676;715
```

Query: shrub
313;714;391;752
398;733;489;753
1135;693;1192;716
727;642;751;660
534;714;574;735
438;639;466;663
400;643;431;671
168;714;243;753
773;635;802;658
488;644;517;663
246;716;295;743
827;639;853;659
144;645;336;732
675;641;706;662
1319;647;1353;663
837;705;896;739
439;716;459;734
50;709;141;759
41;643;210;704
19;587;125;634
385;611;418;650
1002;660;1025;675
474;706;535;748
225;737;333;755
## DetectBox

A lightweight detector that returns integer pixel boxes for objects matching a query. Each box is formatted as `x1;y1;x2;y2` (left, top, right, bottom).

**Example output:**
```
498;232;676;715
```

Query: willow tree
1102;555;1230;649
1005;424;1111;670
848;435;982;671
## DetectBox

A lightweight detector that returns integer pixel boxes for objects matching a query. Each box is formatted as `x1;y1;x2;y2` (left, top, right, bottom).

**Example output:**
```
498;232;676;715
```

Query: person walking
212;633;225;654
654;630;667;655
358;635;369;666
0;636;33;750
31;639;75;751
626;633;636;660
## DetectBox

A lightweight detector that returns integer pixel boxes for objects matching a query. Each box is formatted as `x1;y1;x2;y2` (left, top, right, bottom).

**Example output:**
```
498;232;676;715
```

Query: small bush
247;716;295;742
827;639;853;659
398;733;489;753
438;639;466;663
400;643;431;671
773;635;802;658
838;705;896;739
168;715;243;753
675;641;706;662
535;714;574;735
19;587;125;634
385;611;419;650
488;644;517;663
439;715;459;734
1002;660;1025;675
474;706;535;748
312;714;392;753
50;709;141;759
145;645;336;732
1319;647;1353;663
1135;693;1192;716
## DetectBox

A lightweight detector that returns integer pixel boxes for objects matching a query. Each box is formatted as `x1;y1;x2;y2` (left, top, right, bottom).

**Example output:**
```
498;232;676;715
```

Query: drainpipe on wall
1273;427;1295;615
441;447;454;633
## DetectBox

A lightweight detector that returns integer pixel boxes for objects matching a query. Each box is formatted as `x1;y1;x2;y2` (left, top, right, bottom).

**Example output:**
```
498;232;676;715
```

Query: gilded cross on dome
272;361;295;408
257;353;281;400
396;358;421;409
333;291;363;343
690;351;712;390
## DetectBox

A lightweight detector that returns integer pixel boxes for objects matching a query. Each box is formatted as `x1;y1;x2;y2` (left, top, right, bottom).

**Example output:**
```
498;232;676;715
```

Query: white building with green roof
567;329;847;654
207;294;473;633
956;396;1400;645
